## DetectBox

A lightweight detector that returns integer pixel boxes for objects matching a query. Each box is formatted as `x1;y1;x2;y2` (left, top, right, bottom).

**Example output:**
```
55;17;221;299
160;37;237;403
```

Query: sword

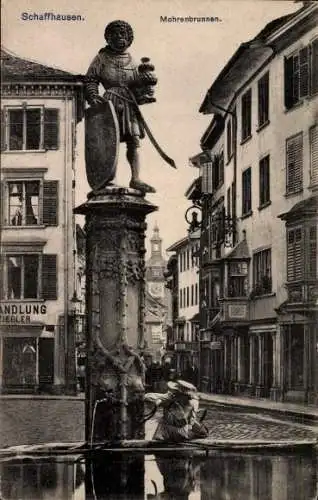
107;89;177;169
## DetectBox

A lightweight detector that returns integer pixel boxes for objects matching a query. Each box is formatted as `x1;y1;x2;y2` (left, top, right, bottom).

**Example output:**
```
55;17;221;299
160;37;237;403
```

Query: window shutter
308;226;317;279
284;56;294;109
42;254;57;300
299;46;310;98
310;124;318;187
44;109;59;150
1;108;6;151
286;134;303;194
311;38;318;95
43;181;59;226
219;152;224;185
0;254;4;300
287;229;303;281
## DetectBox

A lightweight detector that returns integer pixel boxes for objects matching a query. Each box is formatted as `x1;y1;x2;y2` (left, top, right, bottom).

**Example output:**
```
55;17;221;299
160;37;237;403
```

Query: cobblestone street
200;406;318;441
148;405;318;443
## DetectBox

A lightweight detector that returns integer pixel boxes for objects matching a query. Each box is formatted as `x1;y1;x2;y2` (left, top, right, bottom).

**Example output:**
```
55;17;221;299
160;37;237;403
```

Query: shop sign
0;302;47;324
210;341;222;350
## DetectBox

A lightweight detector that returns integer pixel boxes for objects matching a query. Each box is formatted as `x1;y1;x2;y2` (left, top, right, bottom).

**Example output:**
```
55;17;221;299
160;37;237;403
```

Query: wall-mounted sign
228;304;247;320
0;303;47;325
210;341;222;350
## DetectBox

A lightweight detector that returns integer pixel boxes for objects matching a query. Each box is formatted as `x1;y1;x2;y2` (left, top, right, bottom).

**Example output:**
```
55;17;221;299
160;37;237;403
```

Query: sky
2;0;300;256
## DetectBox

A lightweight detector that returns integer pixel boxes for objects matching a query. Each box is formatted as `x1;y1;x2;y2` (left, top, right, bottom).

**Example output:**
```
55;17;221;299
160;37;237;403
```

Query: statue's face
108;26;132;53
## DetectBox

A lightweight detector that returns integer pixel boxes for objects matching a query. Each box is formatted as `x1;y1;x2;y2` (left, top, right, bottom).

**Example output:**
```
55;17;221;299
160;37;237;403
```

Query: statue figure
85;20;175;193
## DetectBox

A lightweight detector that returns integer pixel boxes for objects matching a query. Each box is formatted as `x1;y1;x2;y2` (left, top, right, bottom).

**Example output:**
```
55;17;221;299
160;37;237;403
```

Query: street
1;396;317;449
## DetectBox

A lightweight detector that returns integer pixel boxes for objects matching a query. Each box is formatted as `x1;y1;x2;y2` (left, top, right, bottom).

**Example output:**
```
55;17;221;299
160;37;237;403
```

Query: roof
278;196;318;221
185;177;202;201
1;48;83;83
166;236;189;252
223;238;250;260
199;7;307;115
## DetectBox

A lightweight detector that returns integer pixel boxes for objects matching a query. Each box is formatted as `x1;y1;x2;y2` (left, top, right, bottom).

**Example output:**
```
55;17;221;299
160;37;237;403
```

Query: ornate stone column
75;187;157;443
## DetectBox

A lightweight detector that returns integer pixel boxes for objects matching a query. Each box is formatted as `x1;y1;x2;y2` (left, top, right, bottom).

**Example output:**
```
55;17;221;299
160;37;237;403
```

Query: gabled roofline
166;236;189;252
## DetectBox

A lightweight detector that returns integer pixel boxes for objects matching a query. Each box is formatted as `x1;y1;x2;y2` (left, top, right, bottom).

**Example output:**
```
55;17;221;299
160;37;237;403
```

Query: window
1;254;57;300
241;89;252;142
195;283;198;305
253;249;272;295
201;161;213;194
2;179;59;227
8;181;39;226
227;120;232;161
284;39;318;109
287;228;302;282
259;155;270;207
286;133;303;194
191;284;194;306
258;72;269;128
287;226;317;282
228;262;249;297
227;187;231;217
226;110;236;162
308;226;317;279
186;287;189;307
179;289;183;308
242;167;252;215
2;107;59;151
310;124;318;187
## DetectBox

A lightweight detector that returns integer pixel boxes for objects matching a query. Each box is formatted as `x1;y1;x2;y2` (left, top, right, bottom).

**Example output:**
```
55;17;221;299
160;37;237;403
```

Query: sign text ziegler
0;303;47;324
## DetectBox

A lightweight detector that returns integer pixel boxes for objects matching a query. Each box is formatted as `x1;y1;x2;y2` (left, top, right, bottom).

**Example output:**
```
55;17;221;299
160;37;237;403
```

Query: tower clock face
149;282;164;298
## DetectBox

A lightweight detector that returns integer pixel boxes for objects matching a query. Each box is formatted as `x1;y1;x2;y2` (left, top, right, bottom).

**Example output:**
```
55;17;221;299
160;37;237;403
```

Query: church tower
146;224;166;299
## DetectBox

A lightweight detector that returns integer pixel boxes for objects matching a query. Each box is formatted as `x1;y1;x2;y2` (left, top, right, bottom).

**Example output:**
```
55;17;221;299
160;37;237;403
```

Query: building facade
166;228;200;383
0;49;83;394
192;3;318;403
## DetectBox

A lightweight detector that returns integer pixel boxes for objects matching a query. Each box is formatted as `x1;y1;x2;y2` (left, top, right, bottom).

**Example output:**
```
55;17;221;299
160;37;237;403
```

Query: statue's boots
130;179;156;193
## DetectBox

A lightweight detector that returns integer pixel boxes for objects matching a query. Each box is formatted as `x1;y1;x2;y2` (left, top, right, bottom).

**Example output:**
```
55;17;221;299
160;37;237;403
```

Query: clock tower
146;223;166;298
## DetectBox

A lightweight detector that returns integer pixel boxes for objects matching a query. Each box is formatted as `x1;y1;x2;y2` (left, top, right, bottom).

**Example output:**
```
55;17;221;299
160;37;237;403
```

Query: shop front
0;302;56;394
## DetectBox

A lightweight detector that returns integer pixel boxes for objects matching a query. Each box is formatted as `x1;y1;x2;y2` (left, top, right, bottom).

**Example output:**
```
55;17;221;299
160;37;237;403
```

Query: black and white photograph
0;0;317;498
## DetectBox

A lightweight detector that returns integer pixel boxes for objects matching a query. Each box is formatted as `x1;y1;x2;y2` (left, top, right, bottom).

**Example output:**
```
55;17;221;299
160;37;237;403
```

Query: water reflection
0;450;316;499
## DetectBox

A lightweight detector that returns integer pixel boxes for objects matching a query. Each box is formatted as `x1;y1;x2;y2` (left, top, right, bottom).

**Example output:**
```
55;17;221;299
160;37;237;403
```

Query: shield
85;101;120;191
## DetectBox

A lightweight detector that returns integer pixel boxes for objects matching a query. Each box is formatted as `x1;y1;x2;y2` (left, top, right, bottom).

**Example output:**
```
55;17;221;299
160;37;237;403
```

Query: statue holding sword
85;20;176;193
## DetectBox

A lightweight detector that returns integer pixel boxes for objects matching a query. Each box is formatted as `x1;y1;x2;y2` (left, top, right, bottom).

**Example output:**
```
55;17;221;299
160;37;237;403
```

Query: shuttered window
2;253;57;300
284;39;318;110
308;226;317;279
202;162;213;194
44;109;59;150
241;89;252;141
1;109;6;151
227;119;232;161
42;254;58;300
242;167;252;215
43;181;59;226
1;179;58;226
287;228;303;281
312;38;318;95
259;155;270;207
258;72;269;127
1;107;59;151
310;124;318;187
286;133;303;194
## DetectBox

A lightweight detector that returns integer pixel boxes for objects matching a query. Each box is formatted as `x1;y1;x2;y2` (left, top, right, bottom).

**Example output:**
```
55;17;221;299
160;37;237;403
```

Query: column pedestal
75;186;157;498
